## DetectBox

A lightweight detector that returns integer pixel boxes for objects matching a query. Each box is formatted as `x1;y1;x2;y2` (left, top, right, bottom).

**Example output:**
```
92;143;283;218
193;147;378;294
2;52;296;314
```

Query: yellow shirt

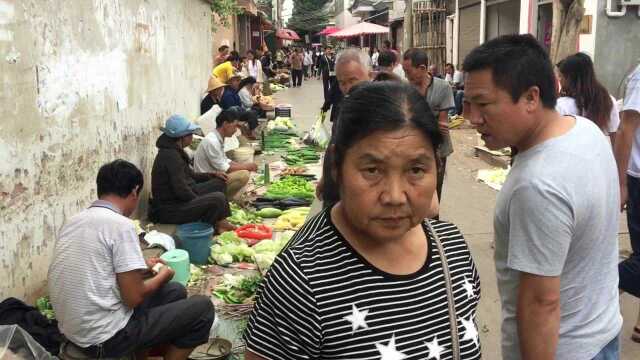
212;61;235;84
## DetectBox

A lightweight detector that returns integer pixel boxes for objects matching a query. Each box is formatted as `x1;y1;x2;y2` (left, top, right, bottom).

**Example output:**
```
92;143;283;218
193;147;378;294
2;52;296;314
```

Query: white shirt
303;52;313;66
556;95;620;134
393;63;407;80
371;52;379;67
238;87;254;110
194;130;231;173
445;70;464;84
48;201;146;347
624;64;640;177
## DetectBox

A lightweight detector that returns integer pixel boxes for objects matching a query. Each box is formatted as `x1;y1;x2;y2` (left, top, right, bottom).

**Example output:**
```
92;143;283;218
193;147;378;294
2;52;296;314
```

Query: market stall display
264;176;315;200
228;204;262;226
273;207;311;230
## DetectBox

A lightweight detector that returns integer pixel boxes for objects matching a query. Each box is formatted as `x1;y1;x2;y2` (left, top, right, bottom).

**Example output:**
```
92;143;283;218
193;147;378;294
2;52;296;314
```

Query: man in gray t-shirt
402;48;455;210
464;35;622;359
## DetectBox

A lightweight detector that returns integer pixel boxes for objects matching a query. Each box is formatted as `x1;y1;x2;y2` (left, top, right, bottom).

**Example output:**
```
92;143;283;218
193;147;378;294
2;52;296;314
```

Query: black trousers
292;69;303;87
322;72;330;101
152;179;231;226
436;156;447;204
86;282;214;357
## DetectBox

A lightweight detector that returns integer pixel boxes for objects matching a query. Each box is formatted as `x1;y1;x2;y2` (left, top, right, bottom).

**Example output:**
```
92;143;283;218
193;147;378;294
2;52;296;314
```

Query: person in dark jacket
149;115;235;233
318;47;336;102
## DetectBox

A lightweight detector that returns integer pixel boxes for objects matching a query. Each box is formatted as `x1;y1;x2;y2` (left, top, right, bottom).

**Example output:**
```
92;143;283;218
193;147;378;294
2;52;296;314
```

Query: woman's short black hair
239;76;257;90
216;108;241;128
333;81;442;179
97;160;143;198
463;34;557;109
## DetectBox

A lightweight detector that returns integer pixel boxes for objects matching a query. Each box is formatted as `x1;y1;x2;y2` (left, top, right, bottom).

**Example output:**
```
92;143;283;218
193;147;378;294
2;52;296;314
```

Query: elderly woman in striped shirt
244;81;482;360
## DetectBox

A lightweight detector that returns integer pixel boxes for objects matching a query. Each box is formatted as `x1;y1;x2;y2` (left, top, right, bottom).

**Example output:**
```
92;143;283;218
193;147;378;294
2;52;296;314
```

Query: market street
273;78;640;359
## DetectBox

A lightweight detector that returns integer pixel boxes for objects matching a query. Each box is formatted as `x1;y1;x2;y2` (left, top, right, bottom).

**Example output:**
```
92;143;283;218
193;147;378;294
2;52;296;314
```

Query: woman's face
336;125;437;242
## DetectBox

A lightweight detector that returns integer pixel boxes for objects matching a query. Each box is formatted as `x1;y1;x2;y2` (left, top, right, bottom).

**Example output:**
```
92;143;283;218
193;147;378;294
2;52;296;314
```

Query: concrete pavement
272;78;640;359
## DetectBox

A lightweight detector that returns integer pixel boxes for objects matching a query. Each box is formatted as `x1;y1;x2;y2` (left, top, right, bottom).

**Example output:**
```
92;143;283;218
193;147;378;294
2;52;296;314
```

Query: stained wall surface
0;0;212;300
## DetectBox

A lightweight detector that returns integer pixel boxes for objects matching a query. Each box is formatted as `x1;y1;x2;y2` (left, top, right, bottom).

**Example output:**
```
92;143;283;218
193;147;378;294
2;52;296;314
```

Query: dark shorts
85;282;215;357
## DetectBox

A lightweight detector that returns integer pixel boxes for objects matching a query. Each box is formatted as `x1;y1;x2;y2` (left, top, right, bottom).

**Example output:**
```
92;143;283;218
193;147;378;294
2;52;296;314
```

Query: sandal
632;326;640;343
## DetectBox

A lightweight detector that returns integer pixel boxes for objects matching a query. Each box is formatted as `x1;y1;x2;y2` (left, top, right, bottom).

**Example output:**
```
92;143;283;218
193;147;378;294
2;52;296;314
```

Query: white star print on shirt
376;334;407;360
343;304;369;333
461;316;480;347
425;336;446;360
462;277;475;299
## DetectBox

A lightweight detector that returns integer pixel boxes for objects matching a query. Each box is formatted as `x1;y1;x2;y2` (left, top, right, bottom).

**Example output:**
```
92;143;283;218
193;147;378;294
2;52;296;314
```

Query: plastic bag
304;112;329;149
0;325;57;360
195;105;222;136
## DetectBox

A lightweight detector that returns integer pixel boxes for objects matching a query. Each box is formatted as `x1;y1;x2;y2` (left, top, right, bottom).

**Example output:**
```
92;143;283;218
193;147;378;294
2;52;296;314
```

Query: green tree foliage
257;0;273;20
287;0;331;34
211;0;240;30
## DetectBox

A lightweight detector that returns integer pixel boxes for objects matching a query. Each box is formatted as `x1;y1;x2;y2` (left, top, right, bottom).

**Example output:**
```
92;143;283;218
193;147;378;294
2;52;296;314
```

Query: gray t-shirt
426;76;455;157
48;200;147;347
494;116;622;360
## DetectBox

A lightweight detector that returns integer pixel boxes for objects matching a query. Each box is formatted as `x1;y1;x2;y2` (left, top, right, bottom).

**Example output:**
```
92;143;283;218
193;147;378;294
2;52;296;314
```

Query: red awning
317;26;340;36
275;28;300;41
328;22;389;38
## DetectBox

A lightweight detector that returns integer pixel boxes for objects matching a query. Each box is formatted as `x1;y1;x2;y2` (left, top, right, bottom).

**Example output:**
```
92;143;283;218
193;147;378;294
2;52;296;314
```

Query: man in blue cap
149;114;236;234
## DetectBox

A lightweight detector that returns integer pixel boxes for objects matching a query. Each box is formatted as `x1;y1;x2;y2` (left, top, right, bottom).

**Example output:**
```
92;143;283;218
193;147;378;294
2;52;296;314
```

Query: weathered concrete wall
0;0;212;300
593;2;640;98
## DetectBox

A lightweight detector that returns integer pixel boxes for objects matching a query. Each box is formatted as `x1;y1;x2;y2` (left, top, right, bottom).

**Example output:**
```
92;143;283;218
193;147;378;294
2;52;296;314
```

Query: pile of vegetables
253;233;293;270
187;264;208;287
236;224;273;246
270;83;287;92
213;274;262;304
262;131;298;151
36;296;55;320
267;117;294;131
256;207;283;218
210;231;256;266
282;147;321;166
228;203;262;226
265;176;315;200
274;207;311;230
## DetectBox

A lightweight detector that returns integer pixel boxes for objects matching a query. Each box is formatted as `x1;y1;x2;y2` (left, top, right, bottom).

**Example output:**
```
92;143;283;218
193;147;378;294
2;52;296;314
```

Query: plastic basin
176;222;214;265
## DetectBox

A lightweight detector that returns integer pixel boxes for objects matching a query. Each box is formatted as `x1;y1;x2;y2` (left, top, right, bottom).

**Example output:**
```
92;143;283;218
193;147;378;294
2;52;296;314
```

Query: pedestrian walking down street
614;61;640;342
402;48;455;217
556;53;620;146
465;34;622;360
303;48;313;79
290;48;304;87
319;46;336;102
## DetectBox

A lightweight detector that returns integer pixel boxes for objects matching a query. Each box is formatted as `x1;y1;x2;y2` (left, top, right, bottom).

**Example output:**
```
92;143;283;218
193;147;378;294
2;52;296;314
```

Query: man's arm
244;352;267;360
117;266;174;308
438;111;449;136
614;110;640;210
228;161;258;172
516;273;561;360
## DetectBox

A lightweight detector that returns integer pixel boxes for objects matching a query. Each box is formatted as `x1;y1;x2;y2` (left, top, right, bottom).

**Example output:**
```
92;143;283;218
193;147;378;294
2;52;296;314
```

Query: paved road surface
272;78;640;359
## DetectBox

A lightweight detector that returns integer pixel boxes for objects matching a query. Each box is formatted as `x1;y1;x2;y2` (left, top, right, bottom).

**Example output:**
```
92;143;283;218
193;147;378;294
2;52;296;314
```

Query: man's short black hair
97;160;143;198
216;108;240;128
218;45;229;52
403;48;428;68
378;50;397;68
462;34;557;109
383;40;392;48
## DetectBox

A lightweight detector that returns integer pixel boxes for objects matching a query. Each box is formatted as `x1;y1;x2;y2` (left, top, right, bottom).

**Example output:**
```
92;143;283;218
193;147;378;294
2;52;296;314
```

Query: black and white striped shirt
244;208;481;359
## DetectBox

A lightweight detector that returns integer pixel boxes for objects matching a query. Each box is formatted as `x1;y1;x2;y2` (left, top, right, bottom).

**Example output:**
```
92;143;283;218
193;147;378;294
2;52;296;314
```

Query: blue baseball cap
160;115;200;138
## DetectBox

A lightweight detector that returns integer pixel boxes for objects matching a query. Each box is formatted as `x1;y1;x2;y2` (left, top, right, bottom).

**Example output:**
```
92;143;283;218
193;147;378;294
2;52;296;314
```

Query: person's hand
247;163;259;172
145;257;166;269
159;265;175;280
439;119;449;135
211;171;229;182
620;183;628;212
